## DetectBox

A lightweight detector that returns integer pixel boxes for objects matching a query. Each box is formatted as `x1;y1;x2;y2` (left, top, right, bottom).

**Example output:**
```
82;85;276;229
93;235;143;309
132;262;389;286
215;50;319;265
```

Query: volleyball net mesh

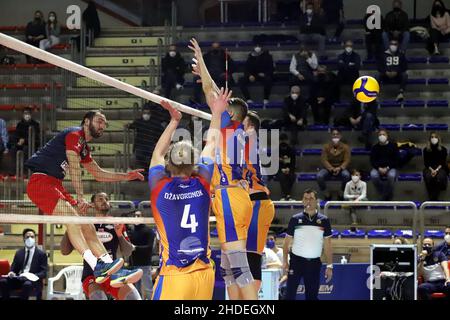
0;32;212;230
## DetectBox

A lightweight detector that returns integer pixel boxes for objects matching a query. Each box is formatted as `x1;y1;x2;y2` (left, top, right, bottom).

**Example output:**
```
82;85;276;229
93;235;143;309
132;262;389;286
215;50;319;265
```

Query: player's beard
89;123;103;138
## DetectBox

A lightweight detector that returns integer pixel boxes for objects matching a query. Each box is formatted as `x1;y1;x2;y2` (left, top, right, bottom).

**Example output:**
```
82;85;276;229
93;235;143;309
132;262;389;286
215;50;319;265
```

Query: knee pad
220;251;236;286
89;289;108;300
226;250;254;288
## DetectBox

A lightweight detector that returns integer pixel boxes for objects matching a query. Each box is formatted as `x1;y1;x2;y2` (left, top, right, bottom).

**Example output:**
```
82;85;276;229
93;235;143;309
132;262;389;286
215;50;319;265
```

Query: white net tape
0;32;212;121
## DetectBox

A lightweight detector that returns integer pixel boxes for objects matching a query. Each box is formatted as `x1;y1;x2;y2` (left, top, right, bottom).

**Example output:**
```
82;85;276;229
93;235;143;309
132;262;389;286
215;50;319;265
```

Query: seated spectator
127;103;165;179
39;11;60;51
321;0;345;42
382;0;410;52
128;211;156;300
317;128;351;200
370;129;399;201
428;0;450;55
0;117;9;174
239;43;274;105
25;10;46;63
14;107;40;157
393;236;410;245
423;132;448;201
309;65;338;125
161;44;186;98
434;226;450;258
0;228;47;300
364;10;384;61
377;39;408;102
266;231;283;263
192;42;235;103
344;169;367;225
278;133;296;201
418;237;450;300
334;99;379;149
289;46;318;87
283;86;308;145
299;2;326;57
337;40;361;85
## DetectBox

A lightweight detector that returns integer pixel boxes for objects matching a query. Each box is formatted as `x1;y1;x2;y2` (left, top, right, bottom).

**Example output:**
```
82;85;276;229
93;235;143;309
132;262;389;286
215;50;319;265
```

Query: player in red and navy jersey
25;110;144;285
60;192;142;300
149;89;229;300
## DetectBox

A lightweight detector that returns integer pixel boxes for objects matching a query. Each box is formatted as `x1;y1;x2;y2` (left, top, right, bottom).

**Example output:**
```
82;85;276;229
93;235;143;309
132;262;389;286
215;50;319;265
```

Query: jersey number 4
181;204;198;233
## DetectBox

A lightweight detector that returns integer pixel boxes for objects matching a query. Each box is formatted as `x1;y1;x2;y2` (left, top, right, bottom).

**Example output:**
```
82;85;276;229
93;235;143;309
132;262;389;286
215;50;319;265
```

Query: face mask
169;51;176;58
49;16;55;22
266;240;275;249
25;237;35;248
345;47;353;54
291;93;299;100
23;114;31;121
378;134;387;143
390;45;398;53
142;114;150;121
351;175;360;183
254;47;262;53
431;138;439;145
306;9;313;15
444;234;450;243
423;246;432;254
332;138;340;144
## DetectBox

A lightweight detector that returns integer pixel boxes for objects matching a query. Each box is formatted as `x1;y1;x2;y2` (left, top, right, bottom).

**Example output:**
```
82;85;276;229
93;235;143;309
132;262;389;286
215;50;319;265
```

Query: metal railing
123;126;132;172
323;201;419;242
113;151;123;199
419;202;450;240
15;150;24;200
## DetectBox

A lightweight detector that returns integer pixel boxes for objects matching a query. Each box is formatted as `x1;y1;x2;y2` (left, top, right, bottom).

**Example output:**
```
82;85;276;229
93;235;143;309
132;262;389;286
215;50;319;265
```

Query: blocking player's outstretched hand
160;100;182;122
77;198;92;215
126;169;145;181
210;87;232;115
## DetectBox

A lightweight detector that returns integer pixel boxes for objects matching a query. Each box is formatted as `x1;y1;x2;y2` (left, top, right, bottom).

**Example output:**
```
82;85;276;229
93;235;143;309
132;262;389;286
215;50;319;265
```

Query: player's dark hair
246;111;260;132
91;191;108;203
351;169;361;176
81;110;103;126
303;188;318;199
228;97;248;122
23;107;33;114
22;228;36;238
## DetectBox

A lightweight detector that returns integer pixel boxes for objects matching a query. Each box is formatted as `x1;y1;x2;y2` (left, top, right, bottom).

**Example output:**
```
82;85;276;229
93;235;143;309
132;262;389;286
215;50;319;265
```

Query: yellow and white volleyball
352;76;380;103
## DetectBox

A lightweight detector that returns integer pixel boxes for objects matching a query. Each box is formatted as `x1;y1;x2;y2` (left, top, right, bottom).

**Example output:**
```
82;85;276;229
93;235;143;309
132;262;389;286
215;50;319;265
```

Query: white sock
99;253;113;263
83;250;98;271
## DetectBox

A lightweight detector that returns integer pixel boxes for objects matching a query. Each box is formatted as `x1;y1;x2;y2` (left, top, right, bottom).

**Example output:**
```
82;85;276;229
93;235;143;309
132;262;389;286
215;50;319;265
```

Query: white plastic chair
47;266;85;300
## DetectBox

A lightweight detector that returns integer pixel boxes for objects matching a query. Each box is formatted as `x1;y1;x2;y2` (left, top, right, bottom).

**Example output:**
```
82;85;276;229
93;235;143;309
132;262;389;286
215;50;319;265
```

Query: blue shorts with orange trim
151;268;215;300
212;187;253;244
246;199;275;254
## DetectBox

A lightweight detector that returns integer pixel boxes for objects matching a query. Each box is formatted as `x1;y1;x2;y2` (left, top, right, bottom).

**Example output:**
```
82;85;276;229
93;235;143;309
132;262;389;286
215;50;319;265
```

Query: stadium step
56;120;129;131
94;36;164;47
76;76;151;88
85;56;157;67
66;97;143;109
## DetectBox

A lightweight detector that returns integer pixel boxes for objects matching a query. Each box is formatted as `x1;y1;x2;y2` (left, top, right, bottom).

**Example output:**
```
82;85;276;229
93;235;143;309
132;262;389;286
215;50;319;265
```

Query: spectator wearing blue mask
265;231;283;264
418;237;450;300
435;226;450;258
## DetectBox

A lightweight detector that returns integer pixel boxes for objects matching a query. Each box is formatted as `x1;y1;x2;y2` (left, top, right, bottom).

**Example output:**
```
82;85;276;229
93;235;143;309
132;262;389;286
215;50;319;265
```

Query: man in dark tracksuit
239;44;274;104
161;44;186;99
377;39;408;102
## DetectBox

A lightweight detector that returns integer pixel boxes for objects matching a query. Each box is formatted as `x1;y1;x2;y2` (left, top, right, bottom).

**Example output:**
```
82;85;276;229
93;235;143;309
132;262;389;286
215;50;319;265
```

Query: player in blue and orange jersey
149;88;230;300
243;111;275;296
24;110;144;286
189;38;257;300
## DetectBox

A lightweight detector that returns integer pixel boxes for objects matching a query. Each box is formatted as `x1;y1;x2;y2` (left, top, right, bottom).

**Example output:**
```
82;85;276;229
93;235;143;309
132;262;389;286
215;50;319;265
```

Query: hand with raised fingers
126;169;145;181
209;87;232;115
160;100;182;122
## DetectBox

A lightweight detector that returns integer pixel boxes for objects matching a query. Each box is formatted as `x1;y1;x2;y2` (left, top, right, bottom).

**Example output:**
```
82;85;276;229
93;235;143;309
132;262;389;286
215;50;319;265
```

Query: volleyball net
0;32;212;228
